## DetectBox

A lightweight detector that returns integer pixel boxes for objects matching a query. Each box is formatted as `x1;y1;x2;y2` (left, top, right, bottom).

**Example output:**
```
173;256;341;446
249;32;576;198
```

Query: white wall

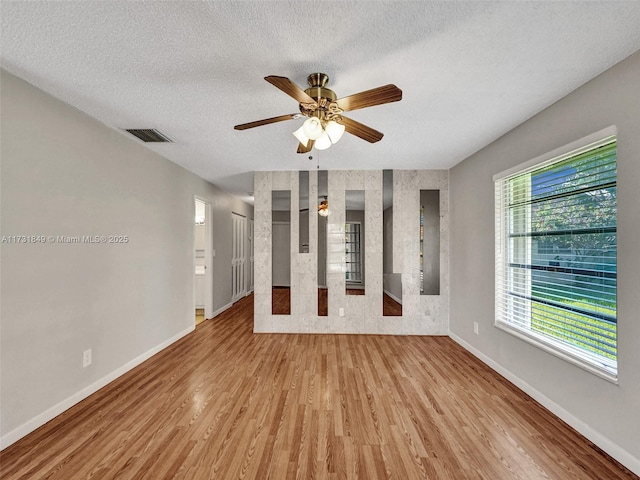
449;51;640;474
0;70;252;447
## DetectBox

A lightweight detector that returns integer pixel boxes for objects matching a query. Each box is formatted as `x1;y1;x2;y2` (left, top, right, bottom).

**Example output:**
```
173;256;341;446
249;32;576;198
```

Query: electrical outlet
473;322;479;335
83;349;92;368
339;307;344;317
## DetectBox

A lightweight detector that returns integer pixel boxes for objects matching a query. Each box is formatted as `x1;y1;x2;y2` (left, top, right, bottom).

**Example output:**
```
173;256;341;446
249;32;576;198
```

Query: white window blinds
495;135;617;379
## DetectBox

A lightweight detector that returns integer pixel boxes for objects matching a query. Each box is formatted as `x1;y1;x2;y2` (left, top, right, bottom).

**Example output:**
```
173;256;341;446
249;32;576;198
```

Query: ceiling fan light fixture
293;126;309;147
314;131;332;150
302;117;323;140
318;199;330;217
325;120;345;144
234;73;402;153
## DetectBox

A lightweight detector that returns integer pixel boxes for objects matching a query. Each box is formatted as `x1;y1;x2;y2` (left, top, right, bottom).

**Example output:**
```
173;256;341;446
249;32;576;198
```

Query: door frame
231;212;247;303
194;196;213;320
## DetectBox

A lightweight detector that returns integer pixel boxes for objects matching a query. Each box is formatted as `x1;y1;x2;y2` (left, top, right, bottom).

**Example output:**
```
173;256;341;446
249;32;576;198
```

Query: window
345;222;362;283
494;130;617;380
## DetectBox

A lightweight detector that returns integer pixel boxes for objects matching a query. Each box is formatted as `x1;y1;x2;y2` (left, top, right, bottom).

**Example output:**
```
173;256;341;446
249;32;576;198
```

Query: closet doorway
194;197;213;325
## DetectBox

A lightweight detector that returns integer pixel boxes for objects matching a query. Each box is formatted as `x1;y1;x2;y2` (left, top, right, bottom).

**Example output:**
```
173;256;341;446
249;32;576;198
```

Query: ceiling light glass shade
302;117;324;140
325;121;345;144
293;125;309;147
314;131;332;150
318;200;330;217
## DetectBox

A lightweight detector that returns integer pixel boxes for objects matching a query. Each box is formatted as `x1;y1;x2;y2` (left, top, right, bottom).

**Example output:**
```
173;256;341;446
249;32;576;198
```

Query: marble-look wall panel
392;172;404;276
417;170;449;334
306;170;319;317
254;169;449;335
253;174;271;322
290;173;301;316
309;170;318;254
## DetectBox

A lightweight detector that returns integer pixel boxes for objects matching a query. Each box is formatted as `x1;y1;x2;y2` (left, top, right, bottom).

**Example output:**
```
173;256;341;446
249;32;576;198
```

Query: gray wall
0;70;252;445
383;206;393;275
299;210;309;253
382;206;402;302
420;190;440;295
272;210;291;287
449;50;640;471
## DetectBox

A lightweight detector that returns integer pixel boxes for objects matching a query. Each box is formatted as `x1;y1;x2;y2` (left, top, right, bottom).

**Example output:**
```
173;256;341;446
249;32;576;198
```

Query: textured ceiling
2;1;640;203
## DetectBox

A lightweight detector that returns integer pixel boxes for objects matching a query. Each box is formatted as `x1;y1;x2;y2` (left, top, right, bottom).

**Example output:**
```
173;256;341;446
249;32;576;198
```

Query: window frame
493;126;618;383
345;221;363;284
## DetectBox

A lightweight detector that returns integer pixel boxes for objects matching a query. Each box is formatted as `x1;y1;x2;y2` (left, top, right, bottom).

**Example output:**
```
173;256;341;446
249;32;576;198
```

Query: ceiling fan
234;73;402;153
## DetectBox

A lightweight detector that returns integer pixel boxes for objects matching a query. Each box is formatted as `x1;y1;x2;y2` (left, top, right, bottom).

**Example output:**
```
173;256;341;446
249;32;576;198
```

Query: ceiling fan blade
297;139;314;154
234;113;298;130
265;76;316;104
340;116;384;143
336;84;402;112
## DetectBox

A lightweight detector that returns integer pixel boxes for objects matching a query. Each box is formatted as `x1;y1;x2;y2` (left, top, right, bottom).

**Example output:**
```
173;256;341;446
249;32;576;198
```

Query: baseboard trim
448;332;640;477
383;289;402;305
211;302;233;318
0;325;194;450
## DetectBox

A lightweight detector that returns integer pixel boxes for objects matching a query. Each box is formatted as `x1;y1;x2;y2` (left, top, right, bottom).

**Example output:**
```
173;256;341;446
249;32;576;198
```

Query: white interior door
232;213;246;302
247;219;254;293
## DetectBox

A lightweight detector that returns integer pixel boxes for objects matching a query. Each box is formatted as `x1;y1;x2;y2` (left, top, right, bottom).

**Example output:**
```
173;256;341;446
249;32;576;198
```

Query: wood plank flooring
275;288;402;317
195;308;205;326
272;286;291;315
382;293;402;316
1;294;636;479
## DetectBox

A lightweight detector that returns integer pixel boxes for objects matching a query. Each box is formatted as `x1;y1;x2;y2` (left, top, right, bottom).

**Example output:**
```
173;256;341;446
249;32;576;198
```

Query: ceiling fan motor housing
234;72;400;149
300;73;339;119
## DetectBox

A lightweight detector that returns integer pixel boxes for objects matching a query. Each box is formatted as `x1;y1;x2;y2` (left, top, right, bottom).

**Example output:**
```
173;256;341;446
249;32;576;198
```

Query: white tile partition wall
254;170;449;335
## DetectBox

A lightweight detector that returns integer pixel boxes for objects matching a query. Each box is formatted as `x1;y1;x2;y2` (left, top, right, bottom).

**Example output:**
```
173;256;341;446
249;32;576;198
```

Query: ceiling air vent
124;128;173;143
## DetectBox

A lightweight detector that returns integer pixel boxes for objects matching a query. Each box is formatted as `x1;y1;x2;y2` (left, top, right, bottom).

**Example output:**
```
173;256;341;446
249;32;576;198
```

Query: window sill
493;321;618;384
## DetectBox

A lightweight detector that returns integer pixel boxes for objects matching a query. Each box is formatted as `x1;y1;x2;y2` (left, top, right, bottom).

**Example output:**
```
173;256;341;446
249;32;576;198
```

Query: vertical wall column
394;170;450;334
364;173;384;324
291;171;318;323
325;171;346;325
253;172;272;331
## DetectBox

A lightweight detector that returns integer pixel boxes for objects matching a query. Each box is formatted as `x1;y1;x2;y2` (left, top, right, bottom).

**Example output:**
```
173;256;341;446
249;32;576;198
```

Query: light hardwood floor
1;294;636;479
195;308;205;326
274;287;402;317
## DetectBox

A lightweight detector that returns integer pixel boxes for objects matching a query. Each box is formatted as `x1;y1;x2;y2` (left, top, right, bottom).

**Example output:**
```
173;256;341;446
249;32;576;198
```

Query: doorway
194;197;213;325
231;212;247;303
